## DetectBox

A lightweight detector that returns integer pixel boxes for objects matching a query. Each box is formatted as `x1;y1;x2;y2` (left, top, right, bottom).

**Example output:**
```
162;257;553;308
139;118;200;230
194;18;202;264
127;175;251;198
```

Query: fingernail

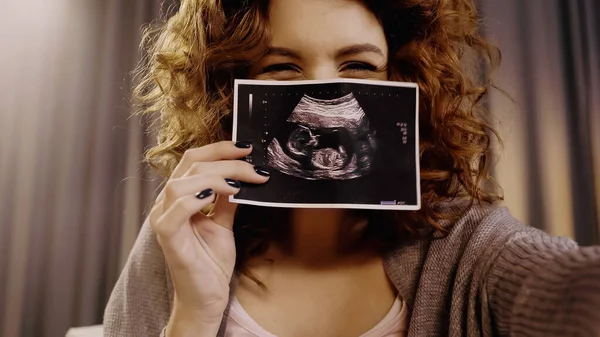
225;178;241;188
235;141;252;149
195;189;214;199
253;166;271;177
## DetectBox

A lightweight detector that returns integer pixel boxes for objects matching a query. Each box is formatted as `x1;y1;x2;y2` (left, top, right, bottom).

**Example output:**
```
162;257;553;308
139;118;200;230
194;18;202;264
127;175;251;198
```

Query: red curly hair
134;0;503;271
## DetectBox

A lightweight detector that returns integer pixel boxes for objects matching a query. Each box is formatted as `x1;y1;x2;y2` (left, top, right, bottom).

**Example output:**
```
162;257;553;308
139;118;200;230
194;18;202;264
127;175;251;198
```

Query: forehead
267;0;387;54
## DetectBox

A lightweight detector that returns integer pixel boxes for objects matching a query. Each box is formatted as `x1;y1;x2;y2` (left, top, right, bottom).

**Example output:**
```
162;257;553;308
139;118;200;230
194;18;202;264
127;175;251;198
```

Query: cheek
376;62;389;80
357;67;388;81
253;75;279;81
371;72;388;81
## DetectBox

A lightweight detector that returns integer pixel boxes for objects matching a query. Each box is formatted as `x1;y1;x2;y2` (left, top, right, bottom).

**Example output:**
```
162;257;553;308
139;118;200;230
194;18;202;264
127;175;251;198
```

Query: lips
266;93;377;180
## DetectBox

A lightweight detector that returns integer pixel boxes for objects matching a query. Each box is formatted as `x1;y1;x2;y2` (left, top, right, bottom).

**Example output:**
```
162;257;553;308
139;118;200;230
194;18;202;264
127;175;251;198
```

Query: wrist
167;305;223;337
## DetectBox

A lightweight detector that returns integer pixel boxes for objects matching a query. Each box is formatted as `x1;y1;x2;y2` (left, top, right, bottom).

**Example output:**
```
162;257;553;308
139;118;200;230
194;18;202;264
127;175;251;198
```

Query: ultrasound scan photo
265;92;377;180
231;79;420;210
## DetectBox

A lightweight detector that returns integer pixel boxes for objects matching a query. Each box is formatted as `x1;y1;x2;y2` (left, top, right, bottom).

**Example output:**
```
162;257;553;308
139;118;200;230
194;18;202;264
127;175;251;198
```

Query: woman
104;0;600;336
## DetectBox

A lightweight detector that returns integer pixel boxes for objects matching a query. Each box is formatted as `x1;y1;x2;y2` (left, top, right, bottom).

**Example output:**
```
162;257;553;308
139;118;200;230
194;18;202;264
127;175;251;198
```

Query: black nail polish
225;178;241;188
195;189;214;199
254;166;271;177
234;141;252;149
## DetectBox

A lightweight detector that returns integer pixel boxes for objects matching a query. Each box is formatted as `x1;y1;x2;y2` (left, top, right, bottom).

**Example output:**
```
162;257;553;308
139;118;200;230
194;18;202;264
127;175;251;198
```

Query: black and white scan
266;93;377;180
231;79;420;210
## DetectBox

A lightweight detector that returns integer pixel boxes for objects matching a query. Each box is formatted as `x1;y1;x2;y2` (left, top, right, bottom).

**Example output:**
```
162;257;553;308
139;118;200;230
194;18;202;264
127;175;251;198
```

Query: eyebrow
265;47;302;59
335;43;384;58
265;43;384;60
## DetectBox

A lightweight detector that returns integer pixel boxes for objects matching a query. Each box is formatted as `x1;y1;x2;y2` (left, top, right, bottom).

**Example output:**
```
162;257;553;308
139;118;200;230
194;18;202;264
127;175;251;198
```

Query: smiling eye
261;63;300;73
341;62;379;72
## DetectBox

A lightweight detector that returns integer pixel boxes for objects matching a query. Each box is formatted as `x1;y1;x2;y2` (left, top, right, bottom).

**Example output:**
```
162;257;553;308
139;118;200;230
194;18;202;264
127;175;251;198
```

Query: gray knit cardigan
104;202;600;336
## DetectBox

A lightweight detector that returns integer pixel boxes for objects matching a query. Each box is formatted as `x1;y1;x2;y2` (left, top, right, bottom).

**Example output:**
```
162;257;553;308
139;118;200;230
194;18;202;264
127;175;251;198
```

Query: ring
201;193;218;216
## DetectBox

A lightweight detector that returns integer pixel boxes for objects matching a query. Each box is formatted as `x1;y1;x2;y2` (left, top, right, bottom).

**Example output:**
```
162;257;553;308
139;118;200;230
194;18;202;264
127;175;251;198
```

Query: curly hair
135;0;503;271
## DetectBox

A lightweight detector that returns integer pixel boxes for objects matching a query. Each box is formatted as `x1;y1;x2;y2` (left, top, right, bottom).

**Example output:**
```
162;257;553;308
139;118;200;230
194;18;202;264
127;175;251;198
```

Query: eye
340;61;379;73
261;63;300;74
259;63;302;80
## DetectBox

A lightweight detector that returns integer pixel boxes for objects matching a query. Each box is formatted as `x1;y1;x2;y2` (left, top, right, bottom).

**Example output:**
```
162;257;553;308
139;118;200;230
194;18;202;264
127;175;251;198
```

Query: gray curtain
480;0;600;245
0;1;165;336
0;0;598;337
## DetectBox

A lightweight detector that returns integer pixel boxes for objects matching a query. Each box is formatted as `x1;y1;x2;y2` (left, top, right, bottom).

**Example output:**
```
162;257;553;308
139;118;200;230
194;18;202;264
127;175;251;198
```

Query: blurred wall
481;0;600;243
0;1;163;336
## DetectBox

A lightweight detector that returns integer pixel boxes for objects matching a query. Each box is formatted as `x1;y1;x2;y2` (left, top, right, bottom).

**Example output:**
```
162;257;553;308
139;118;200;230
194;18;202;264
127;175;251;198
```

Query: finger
163;173;242;207
155;185;167;206
210;194;238;229
170;141;253;180
148;201;163;233
154;194;215;239
154;178;241;238
183;160;271;185
155;141;252;205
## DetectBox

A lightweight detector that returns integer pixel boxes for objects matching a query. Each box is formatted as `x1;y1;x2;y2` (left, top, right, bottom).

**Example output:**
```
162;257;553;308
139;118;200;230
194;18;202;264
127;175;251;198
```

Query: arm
487;230;600;336
103;218;173;336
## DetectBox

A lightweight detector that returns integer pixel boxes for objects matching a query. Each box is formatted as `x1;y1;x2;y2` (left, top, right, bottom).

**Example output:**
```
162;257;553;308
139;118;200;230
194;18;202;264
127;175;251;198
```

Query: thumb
210;194;238;230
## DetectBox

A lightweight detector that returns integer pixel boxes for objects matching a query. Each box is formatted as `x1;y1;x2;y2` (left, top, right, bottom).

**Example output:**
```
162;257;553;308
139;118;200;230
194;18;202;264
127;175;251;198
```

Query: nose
305;63;339;80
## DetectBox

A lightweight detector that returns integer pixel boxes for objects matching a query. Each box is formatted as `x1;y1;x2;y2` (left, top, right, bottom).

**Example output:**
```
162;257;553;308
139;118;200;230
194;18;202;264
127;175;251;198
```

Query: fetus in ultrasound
266;93;378;180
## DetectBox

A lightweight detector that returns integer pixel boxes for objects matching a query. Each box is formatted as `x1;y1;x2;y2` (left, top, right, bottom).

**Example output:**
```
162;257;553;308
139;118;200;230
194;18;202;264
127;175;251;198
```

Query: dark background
233;82;419;206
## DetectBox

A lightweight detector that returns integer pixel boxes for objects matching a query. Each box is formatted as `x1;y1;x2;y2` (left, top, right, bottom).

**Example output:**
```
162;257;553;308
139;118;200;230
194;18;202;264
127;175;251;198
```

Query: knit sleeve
486;230;600;336
103;218;173;337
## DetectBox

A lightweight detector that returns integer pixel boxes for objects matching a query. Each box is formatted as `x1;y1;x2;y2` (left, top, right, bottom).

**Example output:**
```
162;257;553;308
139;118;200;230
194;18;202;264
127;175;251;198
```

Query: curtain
0;0;598;336
480;0;600;245
0;1;166;336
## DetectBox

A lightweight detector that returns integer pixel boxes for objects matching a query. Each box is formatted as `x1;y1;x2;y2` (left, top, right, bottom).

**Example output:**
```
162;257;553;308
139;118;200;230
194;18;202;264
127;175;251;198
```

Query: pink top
225;297;408;337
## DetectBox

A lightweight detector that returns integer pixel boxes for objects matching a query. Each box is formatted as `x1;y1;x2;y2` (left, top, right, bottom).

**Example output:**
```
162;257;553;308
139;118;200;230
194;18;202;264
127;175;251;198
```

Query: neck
275;208;368;265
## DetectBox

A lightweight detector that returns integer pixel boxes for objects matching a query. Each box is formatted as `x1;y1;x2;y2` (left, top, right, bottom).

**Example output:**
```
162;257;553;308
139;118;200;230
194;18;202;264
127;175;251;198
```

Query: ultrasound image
232;79;420;210
266;93;377;180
